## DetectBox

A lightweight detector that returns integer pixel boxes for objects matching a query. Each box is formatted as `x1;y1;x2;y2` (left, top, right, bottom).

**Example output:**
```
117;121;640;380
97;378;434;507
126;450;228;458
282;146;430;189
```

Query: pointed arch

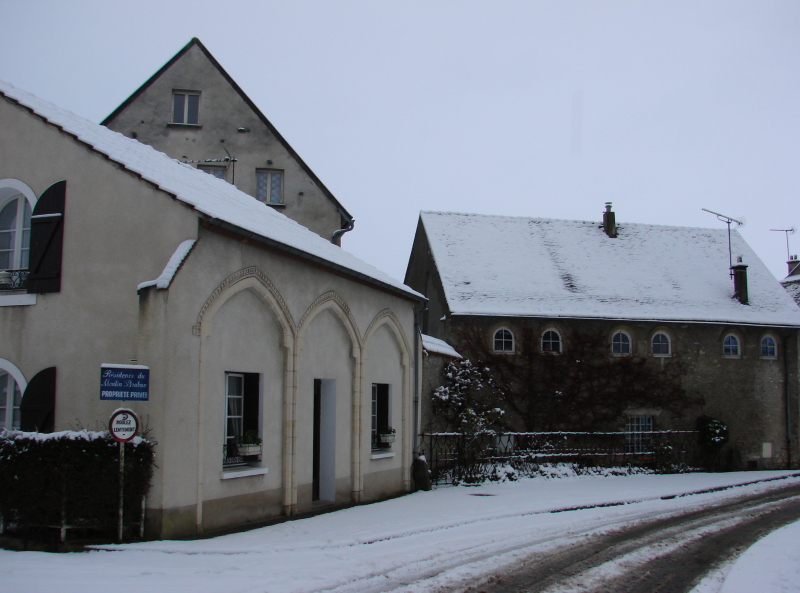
297;291;362;356
193;266;295;344
362;309;412;367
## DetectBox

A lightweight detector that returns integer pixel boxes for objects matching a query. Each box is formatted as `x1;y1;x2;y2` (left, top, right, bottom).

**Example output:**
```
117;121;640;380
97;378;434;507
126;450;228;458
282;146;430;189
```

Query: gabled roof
0;79;421;302
101;38;352;224
420;211;800;327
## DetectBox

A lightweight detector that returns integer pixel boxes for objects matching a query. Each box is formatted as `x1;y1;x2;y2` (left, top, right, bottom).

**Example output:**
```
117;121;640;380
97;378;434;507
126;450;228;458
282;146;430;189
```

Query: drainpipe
785;331;793;469
413;303;428;457
331;215;355;246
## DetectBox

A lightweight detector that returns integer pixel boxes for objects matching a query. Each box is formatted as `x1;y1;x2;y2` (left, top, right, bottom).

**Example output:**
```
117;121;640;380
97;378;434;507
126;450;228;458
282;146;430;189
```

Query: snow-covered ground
2;470;799;593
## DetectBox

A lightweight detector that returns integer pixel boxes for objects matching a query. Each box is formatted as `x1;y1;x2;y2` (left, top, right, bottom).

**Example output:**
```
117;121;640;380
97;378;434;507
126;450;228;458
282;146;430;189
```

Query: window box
237;443;262;457
378;433;395;445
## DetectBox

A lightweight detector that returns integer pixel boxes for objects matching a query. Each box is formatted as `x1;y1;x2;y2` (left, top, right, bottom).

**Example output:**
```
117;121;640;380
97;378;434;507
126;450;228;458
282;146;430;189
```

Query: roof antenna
702;208;745;278
770;227;796;260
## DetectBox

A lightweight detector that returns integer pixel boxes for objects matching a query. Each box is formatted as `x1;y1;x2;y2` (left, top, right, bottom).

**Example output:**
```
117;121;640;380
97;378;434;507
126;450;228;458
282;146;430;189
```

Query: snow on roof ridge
0;78;421;300
420;210;726;234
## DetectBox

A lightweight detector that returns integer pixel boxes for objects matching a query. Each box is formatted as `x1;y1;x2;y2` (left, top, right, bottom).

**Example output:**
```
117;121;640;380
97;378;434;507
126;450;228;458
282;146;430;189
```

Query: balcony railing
0;269;29;291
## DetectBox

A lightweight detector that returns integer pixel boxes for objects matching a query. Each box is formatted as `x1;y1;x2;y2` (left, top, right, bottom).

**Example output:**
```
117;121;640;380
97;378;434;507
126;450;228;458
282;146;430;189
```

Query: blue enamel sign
100;365;149;401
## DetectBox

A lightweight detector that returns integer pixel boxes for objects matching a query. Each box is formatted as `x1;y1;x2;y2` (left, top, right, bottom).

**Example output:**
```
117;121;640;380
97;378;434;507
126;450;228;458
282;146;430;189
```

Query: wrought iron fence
0;269;29;291
418;431;702;485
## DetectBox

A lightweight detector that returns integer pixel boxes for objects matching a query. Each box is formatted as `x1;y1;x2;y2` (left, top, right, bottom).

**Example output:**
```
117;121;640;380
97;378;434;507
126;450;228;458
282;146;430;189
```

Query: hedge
0;429;154;542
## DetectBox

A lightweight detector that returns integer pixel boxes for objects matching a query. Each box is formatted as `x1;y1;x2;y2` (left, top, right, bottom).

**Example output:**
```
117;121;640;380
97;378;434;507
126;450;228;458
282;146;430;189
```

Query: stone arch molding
297;291;362;356
193;267;296;345
363;309;412;367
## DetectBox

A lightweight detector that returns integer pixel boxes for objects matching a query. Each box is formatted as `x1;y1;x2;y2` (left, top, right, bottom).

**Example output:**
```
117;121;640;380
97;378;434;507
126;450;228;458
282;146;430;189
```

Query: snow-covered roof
781;277;800;307
421;211;800;327
421;334;462;359
0;80;421;301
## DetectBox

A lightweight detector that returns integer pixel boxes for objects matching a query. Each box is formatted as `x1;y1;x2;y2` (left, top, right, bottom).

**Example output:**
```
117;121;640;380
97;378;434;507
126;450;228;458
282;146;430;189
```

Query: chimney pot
603;203;617;238
732;258;749;305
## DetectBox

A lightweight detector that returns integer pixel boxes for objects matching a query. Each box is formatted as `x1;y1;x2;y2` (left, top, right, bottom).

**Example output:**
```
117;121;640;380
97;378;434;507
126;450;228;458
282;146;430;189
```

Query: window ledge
167;123;202;128
370;451;395;460
266;202;286;208
221;466;268;480
0;293;36;307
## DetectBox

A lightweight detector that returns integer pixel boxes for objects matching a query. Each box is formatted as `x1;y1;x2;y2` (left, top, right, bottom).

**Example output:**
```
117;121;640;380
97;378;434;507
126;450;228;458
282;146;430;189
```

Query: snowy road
1;470;799;593
462;481;800;593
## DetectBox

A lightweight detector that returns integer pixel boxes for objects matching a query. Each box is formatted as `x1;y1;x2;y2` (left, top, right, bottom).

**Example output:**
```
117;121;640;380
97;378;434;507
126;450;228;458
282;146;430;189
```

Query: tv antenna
702;208;744;277
770;227;796;260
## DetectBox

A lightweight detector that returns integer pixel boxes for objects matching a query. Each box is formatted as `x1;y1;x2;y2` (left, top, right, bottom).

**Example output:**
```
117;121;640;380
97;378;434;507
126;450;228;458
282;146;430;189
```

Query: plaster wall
104;43;344;241
1;96;419;539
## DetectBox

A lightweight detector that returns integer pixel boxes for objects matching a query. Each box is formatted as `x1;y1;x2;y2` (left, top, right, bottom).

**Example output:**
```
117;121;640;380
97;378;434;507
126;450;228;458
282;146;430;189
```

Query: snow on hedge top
422;334;463;358
421;211;800;326
0;80;420;300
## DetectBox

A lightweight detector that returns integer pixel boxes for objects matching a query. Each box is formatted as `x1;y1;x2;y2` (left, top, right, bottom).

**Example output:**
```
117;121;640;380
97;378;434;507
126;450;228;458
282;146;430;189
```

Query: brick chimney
732;256;749;305
603;202;617;238
787;255;800;278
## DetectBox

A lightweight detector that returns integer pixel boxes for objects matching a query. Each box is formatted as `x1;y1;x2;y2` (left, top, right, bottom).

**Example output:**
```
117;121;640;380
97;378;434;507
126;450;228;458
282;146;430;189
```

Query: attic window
256;170;283;204
173;91;200;125
198;165;226;180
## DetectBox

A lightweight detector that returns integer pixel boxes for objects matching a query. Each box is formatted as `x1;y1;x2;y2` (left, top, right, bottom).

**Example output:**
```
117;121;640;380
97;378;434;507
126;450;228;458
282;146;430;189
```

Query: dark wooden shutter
27;180;66;294
20;366;56;433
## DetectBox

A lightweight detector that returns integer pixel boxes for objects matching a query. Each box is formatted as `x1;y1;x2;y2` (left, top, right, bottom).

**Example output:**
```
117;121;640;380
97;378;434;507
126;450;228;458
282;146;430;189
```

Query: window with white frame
172;91;200;125
224;372;261;467
493;328;514;353
625;416;653;454
371;383;392;450
198;165;226;180
612;331;631;355
723;334;740;358
541;330;562;354
652;333;671;357
0;192;31;273
256;170;284;204
0;369;22;430
761;336;777;359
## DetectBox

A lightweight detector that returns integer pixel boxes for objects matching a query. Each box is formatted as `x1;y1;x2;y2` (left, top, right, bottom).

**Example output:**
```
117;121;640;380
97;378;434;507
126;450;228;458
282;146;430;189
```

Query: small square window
625;416;653;454
198;165;226;180
173;91;200;125
256;170;284;204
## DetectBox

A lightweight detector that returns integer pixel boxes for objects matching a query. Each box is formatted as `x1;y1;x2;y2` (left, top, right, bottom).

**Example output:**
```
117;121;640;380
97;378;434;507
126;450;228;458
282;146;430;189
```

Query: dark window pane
173;93;185;123
187;94;199;124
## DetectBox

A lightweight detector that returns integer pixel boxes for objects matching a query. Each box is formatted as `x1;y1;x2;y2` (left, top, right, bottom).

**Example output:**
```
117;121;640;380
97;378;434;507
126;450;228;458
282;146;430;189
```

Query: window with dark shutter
20;366;56;433
27;180;66;294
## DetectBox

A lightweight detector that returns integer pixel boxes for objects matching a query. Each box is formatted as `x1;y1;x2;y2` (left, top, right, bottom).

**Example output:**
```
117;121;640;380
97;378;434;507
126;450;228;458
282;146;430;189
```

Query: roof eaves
100;38;353;224
446;311;800;329
204;217;425;304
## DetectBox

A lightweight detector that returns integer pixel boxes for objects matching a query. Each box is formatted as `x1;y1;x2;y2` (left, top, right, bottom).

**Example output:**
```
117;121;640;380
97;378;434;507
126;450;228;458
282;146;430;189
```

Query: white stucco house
0;80;424;539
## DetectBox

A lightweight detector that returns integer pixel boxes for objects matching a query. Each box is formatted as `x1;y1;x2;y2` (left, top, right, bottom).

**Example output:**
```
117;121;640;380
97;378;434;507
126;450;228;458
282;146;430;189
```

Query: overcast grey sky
1;1;798;282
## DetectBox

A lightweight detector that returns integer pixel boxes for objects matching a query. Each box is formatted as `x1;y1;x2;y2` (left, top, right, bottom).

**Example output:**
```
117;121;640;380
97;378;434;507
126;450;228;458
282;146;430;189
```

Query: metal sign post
109;409;139;543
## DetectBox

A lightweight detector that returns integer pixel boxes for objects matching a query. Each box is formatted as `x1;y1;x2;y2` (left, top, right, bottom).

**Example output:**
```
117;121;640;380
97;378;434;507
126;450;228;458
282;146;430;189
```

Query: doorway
312;379;336;502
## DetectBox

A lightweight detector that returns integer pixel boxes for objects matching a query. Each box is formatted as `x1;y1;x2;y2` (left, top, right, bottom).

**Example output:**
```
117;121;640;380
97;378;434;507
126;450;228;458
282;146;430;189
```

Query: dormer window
172;91;200;125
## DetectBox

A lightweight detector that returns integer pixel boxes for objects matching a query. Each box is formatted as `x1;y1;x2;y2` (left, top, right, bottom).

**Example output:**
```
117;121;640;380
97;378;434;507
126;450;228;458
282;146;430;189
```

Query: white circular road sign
109;409;139;442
